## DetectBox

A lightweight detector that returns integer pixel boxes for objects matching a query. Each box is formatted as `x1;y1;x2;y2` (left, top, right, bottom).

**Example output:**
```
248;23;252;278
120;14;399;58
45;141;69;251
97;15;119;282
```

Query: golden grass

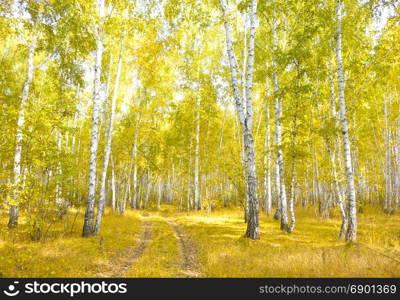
173;207;400;277
0;209;143;277
125;215;181;278
0;205;399;277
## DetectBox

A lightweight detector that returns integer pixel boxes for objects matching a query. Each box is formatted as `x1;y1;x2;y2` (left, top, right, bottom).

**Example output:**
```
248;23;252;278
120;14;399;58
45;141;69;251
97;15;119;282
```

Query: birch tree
327;60;347;239
194;93;201;210
219;0;260;239
8;25;37;228
82;0;105;237
288;113;298;233
335;0;357;242
263;87;272;216
271;4;289;232
131;126;139;209
94;28;125;235
393;117;400;214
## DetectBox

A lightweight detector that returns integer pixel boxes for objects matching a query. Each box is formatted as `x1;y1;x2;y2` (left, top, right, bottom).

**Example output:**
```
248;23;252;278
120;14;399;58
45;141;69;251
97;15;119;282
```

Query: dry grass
125;215;181;277
0;206;399;277
174;207;400;277
0;209;143;277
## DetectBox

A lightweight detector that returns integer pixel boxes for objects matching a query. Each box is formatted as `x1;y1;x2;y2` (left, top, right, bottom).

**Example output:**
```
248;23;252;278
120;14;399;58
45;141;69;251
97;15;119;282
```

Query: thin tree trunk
288;160;296;233
239;126;249;222
71;85;80;155
56;131;65;217
384;95;390;213
288;114;298;233
336;0;357;242
273;159;281;220
157;177;162;210
100;51;113;142
263;83;272;216
94;30;125;234
242;13;249;222
83;0;105;237
392;116;400;214
144;169;151;209
123;168;131;215
111;156;116;211
131;124;139;209
194;94;201;210
328;61;347;239
8;31;37;228
272;5;289;232
171;163;175;205
243;0;260;239
220;0;260;239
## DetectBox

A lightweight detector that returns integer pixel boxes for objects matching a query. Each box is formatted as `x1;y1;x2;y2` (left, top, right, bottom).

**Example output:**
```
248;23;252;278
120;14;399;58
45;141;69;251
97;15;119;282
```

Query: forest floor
0;206;399;277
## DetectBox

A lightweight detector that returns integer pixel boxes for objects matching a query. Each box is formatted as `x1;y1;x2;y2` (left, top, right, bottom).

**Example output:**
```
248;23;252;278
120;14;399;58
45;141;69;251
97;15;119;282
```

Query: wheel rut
166;218;203;278
96;219;152;277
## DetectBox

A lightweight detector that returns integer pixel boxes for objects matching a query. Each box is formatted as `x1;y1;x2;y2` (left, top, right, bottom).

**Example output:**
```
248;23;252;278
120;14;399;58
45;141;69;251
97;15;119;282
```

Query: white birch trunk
220;0;260;239
263;85;272;216
242;15;249;222
288;114;298;233
144;169;151;209
99;52;113;143
242;12;248;114
56;131;64;216
71;84;80;155
187;139;192;211
336;0;357;242
384;95;390;213
272;5;289;231
94;31;125;234
157;177;162;210
111;156;116;211
194;95;201;210
273;159;281;220
288;160;296;233
123;168;130;215
131;126;139;209
390;118;399;212
170;163;175;204
83;0;105;237
392;117;400;214
328;61;347;239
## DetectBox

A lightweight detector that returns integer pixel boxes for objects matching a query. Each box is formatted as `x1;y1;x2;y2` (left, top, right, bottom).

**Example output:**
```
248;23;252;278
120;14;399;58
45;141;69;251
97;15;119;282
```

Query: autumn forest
1;0;400;278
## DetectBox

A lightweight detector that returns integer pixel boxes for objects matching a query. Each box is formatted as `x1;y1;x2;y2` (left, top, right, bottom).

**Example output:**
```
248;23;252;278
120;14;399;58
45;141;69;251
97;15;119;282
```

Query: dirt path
96;219;152;277
166;218;203;278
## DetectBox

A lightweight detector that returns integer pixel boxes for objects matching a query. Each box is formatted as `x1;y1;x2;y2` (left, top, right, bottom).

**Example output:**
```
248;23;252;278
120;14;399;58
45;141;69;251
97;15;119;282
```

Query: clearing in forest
1;207;399;278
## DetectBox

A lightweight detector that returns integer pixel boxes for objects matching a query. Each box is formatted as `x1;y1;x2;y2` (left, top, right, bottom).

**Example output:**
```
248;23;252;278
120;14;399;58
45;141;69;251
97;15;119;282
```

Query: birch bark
263;84;272;216
328;61;347;239
83;0;105;237
111;156;116;211
384;95;390;213
272;5;289;231
158;177;162;210
273;159;281;220
55;131;65;217
335;0;357;241
194;94;201;210
94;31;125;234
220;0;259;239
392;117;400;214
288;114;297;233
